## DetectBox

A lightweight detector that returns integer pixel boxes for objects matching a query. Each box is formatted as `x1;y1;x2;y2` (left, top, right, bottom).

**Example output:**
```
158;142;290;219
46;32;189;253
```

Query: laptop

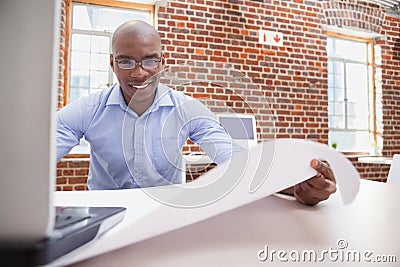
183;113;257;168
0;0;126;266
217;113;258;150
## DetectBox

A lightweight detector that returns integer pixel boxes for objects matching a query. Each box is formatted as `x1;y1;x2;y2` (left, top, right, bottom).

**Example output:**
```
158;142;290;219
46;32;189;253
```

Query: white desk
358;156;393;165
183;153;213;165
67;180;400;267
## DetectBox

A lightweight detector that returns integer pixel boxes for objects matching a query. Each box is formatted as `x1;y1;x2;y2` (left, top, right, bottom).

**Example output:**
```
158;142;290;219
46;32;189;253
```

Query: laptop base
0;224;99;267
0;206;126;267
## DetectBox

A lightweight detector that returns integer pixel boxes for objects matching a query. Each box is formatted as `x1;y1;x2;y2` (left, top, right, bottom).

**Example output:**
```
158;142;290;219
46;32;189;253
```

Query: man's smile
129;81;152;90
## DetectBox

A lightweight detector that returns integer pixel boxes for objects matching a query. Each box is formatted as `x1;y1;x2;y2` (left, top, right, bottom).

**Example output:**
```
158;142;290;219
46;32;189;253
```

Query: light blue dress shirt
56;83;244;190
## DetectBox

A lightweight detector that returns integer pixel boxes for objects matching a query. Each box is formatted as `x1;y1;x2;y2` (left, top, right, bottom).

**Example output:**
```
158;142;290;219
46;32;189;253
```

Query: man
57;20;336;205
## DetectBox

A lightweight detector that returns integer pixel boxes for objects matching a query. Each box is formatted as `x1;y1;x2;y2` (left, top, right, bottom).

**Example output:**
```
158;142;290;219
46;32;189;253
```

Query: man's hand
293;159;337;206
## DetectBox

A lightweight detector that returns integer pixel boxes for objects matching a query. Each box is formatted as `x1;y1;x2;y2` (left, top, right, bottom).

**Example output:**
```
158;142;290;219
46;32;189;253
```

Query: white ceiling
363;0;400;16
117;0;400;16
115;0;157;4
370;0;400;8
117;0;400;8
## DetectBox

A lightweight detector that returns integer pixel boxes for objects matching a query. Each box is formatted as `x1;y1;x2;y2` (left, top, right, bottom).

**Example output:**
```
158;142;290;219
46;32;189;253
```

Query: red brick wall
56;159;89;191
159;0;330;142
348;156;391;182
381;14;400;156
55;0;399;190
57;0;68;110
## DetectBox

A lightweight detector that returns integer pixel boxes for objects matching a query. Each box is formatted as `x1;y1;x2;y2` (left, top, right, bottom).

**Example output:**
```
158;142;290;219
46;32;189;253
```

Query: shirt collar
106;83;128;110
154;83;174;106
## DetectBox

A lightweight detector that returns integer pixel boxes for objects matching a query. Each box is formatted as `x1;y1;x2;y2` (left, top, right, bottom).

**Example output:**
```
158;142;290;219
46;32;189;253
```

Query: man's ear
110;54;115;71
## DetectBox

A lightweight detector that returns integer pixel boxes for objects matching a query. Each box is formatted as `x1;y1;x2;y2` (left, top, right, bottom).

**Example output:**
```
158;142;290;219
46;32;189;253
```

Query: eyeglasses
114;57;162;71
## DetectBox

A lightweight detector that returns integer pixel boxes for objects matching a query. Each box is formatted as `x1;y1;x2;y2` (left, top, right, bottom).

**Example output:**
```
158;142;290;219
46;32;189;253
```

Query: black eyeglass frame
113;55;162;71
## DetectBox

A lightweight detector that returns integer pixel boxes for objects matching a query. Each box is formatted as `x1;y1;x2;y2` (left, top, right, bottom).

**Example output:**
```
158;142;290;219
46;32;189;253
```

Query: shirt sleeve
56;97;94;161
186;100;246;164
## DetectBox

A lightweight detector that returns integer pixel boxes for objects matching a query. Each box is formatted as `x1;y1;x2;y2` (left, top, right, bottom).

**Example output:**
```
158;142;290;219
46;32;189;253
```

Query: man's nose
129;64;148;77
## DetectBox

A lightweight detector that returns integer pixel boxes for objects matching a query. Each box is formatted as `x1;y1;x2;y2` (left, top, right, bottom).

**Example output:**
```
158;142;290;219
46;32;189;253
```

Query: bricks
54;0;400;189
348;157;391;182
56;159;89;191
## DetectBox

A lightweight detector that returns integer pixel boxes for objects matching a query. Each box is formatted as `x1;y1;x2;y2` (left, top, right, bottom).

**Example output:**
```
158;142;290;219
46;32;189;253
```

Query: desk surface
358;156;393;165
68;180;399;267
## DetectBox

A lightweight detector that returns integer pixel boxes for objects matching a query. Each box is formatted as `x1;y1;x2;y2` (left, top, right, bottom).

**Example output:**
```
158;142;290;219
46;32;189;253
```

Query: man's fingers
306;175;336;191
294;182;321;206
310;159;336;183
294;178;337;206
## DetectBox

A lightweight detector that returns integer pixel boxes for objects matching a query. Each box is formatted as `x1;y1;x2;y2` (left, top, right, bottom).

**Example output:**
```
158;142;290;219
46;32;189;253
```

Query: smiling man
110;21;163;116
56;20;336;205
57;20;241;189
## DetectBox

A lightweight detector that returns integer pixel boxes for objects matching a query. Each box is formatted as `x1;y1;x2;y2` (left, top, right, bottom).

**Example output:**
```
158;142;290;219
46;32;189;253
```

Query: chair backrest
387;154;400;185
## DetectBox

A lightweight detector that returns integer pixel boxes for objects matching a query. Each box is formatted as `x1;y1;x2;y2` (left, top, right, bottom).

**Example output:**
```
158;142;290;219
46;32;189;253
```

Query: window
67;1;153;103
327;35;378;154
64;0;154;154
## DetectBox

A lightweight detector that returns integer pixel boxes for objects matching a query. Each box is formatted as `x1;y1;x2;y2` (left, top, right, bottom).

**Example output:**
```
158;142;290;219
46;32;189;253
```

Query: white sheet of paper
52;138;360;266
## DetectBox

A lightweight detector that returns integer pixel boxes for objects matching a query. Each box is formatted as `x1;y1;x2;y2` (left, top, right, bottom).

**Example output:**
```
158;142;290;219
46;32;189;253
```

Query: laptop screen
0;0;60;241
217;114;257;149
218;116;255;140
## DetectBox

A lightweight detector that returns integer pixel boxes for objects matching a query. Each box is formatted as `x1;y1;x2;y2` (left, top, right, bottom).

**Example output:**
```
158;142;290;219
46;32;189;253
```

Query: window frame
326;31;378;153
63;0;154;157
63;0;155;107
